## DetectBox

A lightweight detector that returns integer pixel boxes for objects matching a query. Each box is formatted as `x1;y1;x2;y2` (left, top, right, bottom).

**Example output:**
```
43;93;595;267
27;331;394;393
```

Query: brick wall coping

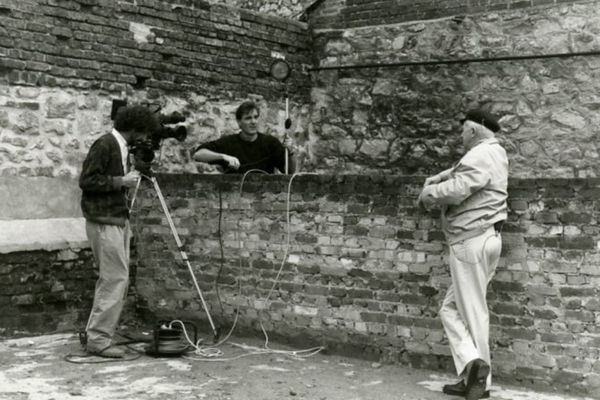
0;218;88;254
151;173;600;191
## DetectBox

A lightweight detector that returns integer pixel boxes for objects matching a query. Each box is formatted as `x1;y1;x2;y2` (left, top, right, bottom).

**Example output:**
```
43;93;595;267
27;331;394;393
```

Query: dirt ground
0;332;595;400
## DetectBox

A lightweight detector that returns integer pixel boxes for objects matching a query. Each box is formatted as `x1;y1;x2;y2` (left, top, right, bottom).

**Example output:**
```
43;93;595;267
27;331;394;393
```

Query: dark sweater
79;133;129;226
195;133;287;173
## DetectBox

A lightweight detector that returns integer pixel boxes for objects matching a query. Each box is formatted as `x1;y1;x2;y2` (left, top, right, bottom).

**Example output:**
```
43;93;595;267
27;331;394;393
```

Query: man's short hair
235;101;259;120
114;105;159;136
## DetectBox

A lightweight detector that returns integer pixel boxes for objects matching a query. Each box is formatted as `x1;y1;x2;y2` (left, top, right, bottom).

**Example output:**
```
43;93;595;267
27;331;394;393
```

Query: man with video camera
79;105;160;358
193;101;296;174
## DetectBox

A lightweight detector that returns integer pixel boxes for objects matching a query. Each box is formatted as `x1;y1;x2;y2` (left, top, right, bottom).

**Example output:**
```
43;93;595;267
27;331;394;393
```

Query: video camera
111;99;188;174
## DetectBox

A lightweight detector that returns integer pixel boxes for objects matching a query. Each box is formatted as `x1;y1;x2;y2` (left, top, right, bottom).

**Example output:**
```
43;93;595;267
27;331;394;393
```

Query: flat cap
460;109;500;133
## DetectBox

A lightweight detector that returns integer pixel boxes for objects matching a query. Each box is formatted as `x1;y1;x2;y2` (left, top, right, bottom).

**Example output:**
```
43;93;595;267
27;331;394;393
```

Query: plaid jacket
79;133;129;226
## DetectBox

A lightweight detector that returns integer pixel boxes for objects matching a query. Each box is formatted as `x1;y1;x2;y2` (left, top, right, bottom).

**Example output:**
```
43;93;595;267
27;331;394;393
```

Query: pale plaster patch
0;218;87;253
97;365;139;374
167;360;193;372
14;349;54;357
250;364;291;372
4;361;52;374
129;22;153;44
0;372;64;397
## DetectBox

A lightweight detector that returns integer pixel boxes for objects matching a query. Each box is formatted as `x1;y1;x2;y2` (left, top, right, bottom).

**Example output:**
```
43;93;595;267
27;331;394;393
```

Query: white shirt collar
111;128;129;173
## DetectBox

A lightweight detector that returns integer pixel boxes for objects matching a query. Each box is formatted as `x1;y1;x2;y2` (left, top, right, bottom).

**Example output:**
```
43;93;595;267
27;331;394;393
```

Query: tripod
130;175;220;342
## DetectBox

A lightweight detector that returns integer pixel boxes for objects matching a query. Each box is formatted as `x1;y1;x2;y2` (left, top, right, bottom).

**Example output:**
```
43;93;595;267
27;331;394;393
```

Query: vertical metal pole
284;97;289;174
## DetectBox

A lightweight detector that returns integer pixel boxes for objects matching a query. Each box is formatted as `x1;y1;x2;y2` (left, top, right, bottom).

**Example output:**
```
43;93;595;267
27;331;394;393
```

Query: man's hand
416;185;436;212
222;154;240;170
121;170;141;188
423;175;441;186
424;175;442;187
283;136;294;153
424;169;452;186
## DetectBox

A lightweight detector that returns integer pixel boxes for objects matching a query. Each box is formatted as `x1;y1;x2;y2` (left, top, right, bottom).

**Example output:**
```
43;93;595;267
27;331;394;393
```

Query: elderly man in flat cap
417;109;508;400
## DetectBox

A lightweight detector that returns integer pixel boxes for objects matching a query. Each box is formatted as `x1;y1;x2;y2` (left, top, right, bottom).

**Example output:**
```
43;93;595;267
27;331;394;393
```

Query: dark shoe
465;359;490;400
86;345;125;358
442;380;490;398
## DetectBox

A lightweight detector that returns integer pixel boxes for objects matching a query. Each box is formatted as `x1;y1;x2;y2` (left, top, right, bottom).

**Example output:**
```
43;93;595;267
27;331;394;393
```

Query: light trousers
439;227;501;388
85;220;131;351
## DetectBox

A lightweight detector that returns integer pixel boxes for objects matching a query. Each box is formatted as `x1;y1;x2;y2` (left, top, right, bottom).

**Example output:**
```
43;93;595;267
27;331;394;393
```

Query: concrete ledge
0;177;83;220
0;218;89;254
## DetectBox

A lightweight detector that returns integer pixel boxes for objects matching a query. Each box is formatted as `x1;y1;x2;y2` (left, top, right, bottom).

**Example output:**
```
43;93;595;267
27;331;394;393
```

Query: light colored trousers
440;227;501;388
85;220;131;351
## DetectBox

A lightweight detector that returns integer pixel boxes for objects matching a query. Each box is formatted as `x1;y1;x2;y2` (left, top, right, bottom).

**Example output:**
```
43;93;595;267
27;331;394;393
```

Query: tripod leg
128;175;142;210
150;177;220;341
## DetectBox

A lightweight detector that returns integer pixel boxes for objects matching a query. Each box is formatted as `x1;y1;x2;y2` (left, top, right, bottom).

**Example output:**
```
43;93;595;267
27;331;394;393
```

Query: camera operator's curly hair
114;105;160;136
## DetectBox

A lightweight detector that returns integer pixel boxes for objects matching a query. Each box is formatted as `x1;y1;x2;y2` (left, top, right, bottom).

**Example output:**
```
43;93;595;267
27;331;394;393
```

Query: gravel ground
0;332;594;400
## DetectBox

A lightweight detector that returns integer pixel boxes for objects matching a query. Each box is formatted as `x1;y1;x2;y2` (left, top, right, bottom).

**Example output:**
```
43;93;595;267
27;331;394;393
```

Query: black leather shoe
465;359;490;400
442;380;490;398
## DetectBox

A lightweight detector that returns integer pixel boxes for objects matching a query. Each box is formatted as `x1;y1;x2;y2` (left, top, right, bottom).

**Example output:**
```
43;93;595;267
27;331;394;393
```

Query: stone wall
308;1;600;178
134;173;600;397
0;87;314;180
308;0;587;29
214;0;314;18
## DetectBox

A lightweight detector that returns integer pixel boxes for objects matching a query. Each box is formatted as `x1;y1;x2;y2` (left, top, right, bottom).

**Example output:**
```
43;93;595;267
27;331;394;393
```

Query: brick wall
1;0;310;97
0;246;140;337
133;173;600;396
308;0;589;29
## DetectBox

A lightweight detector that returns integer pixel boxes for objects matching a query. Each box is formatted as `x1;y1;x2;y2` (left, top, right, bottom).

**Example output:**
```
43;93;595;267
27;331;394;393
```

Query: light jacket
421;138;508;243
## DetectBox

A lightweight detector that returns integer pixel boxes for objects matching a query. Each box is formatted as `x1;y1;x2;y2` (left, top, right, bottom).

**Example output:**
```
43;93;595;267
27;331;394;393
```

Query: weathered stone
46;93;76;119
46;151;62;163
0;110;8;128
16;87;40;99
324;40;352;55
372;79;395;96
391;36;405;50
551;111;586;130
14;111;40;135
43;119;71;136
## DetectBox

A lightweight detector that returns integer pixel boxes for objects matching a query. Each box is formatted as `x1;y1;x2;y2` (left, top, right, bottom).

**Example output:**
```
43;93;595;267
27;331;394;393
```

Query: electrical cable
308;50;600;71
63;352;143;364
63;333;146;364
208;169;270;349
214;185;226;316
254;172;323;355
180;170;325;362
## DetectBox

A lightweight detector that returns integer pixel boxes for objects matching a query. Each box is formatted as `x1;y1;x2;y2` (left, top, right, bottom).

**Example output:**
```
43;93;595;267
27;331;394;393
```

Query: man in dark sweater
193;101;296;174
79;105;159;358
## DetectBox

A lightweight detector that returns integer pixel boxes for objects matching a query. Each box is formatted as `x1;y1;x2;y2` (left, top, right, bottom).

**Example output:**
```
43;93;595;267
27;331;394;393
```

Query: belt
447;222;504;244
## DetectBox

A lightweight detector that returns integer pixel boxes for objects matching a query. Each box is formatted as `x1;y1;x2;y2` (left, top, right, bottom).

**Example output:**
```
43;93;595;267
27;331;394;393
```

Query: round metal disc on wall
270;59;291;81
